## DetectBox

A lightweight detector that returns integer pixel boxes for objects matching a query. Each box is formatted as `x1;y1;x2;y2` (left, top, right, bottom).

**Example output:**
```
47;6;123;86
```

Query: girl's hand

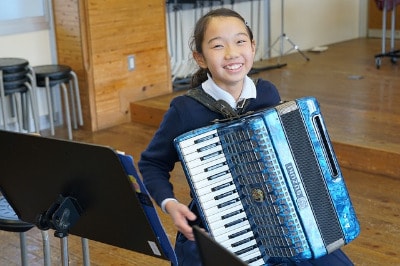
165;200;197;241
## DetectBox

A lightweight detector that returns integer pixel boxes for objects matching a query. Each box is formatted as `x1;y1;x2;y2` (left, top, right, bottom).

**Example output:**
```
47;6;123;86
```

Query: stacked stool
0;58;39;133
0;195;51;266
33;65;83;140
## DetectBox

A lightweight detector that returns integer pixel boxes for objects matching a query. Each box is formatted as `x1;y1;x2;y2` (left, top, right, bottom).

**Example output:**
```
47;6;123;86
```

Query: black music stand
193;225;247;266
0;130;175;265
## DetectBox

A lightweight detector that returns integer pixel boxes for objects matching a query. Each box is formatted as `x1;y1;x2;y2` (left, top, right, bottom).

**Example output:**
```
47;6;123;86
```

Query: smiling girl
139;8;353;266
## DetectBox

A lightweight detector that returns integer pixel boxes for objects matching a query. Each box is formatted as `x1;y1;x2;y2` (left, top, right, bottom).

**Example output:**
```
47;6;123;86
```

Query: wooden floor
1;37;400;265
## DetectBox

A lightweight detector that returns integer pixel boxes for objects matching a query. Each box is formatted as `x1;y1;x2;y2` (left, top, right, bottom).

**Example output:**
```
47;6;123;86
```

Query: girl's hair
190;8;254;88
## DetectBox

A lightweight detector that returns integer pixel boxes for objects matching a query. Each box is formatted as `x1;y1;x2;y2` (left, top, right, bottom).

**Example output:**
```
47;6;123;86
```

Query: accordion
174;97;360;265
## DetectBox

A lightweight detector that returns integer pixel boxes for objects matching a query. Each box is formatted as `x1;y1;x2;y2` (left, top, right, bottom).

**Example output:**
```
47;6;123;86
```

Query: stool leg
12;93;23;132
70;71;83;126
27;70;40;131
19;232;28;266
82;237;91;266
68;79;78;129
25;82;40;133
60;236;69;266
41;230;51;266
0;71;8;130
60;83;72;140
45;77;55;135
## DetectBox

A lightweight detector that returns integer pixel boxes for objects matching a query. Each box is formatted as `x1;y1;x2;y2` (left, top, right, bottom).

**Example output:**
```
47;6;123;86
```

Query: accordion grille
280;110;344;247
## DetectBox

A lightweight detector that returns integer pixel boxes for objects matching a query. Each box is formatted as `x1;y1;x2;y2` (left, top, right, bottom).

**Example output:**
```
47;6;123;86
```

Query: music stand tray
0;130;177;264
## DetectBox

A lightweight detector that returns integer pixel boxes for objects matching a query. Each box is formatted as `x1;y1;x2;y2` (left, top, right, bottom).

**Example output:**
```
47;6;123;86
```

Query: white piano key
196;180;235;198
213;224;251;243
185;153;226;173
200;191;239;210
201;198;242;217
207;211;247;232
190;164;230;183
193;172;232;190
220;230;255;247
178;129;218;149
211;219;251;237
206;203;244;223
243;253;265;266
225;238;258;254
179;135;219;155
183;144;223;163
187;155;227;176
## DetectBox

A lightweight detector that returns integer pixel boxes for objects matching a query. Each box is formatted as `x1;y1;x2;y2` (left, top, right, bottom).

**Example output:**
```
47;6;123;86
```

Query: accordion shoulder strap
186;85;254;119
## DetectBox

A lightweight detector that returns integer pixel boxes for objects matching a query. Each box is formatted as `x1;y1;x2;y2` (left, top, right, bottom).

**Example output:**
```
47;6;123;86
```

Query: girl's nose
225;45;239;59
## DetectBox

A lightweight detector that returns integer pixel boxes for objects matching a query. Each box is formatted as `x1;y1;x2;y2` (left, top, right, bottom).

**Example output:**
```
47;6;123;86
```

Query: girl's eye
237;40;247;45
212;44;224;49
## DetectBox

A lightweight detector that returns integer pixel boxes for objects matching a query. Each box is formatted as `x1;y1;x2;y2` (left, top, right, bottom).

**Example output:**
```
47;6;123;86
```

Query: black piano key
224;218;246;228
228;228;251;239
231;236;255;247
217;198;240;208
211;181;233;192
221;209;243;220
201;150;222;161
205;162;226;172
246;255;263;264
207;170;229;180
194;133;218;144
214;189;236;200
234;244;258;256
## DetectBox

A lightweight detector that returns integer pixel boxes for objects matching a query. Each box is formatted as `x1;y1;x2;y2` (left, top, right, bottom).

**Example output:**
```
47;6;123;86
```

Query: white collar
202;74;257;109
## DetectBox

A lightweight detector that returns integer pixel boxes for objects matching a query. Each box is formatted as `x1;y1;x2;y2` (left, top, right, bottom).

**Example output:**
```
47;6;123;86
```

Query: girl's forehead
205;16;247;36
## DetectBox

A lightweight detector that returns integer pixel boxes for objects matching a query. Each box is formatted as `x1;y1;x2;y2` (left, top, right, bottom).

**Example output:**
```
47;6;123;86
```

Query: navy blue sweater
138;79;281;207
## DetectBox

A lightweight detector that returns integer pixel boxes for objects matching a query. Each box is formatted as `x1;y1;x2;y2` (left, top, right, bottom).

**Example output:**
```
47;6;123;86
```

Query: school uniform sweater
138;78;281;207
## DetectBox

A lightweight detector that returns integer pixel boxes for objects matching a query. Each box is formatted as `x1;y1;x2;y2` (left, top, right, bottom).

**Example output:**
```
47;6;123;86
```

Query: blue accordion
174;97;360;265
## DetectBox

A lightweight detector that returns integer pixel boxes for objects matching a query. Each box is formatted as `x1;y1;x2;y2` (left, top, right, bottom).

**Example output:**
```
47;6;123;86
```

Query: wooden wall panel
53;0;172;131
368;0;400;30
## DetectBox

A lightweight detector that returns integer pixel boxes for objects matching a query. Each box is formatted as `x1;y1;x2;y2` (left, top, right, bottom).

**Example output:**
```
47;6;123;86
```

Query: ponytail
191;68;209;88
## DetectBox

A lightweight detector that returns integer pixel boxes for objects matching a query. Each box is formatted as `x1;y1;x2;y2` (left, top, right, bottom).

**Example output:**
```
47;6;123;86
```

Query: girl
139;8;353;266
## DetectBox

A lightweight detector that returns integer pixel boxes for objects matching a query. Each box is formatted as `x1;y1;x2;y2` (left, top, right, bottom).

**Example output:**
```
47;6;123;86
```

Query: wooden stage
1;38;399;265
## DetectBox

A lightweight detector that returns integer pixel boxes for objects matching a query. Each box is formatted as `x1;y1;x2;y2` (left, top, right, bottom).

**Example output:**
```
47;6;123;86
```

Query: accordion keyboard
178;117;308;265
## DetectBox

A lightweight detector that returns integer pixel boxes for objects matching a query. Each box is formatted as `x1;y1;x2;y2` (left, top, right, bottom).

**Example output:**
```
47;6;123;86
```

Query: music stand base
250;63;287;74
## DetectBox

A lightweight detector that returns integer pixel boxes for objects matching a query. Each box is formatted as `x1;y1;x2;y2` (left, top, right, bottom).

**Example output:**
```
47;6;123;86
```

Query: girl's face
194;16;256;93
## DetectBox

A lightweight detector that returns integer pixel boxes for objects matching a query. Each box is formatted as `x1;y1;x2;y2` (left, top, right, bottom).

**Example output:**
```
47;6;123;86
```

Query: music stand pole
266;0;310;63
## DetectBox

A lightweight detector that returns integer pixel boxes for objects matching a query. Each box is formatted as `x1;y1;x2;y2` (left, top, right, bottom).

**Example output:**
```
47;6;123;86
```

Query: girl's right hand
165;200;197;241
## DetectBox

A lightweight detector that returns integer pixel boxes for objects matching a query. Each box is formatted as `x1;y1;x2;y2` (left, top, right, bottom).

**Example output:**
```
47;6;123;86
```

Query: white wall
269;0;366;57
167;0;366;77
0;30;52;65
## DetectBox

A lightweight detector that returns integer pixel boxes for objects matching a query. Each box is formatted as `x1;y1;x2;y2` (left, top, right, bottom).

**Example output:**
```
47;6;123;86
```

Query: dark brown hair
190;8;254;88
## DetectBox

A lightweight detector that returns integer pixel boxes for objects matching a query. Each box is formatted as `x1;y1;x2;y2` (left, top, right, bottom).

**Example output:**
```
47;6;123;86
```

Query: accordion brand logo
285;162;309;209
251;188;265;202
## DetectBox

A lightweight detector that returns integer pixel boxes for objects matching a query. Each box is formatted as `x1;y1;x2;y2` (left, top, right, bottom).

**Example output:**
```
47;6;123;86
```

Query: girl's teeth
226;64;241;70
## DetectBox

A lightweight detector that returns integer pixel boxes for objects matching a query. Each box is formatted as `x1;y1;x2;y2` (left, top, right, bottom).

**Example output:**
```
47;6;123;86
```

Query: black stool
0;196;51;265
33;65;83;140
0;58;39;132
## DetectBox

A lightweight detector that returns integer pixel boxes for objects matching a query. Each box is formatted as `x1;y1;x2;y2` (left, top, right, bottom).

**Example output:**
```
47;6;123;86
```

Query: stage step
130;91;184;127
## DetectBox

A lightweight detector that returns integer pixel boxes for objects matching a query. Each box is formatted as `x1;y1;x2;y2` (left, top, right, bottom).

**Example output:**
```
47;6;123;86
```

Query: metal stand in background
374;0;400;69
253;0;309;73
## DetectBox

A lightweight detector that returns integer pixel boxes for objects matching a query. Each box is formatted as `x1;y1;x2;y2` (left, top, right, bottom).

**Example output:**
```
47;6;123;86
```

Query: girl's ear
193;51;207;69
251;40;256;56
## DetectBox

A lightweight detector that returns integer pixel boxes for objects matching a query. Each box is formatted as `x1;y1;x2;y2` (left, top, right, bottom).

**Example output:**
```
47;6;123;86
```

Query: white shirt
202;74;257;109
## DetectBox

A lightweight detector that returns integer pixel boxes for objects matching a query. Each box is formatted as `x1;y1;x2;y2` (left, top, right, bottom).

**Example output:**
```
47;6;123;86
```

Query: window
0;0;50;36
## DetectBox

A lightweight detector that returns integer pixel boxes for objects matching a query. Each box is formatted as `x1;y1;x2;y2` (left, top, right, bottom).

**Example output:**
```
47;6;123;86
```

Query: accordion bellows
174;97;360;265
